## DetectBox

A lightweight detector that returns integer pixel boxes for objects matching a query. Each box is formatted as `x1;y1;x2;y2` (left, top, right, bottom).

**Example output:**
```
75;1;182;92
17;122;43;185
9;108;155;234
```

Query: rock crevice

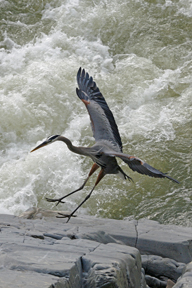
0;209;192;287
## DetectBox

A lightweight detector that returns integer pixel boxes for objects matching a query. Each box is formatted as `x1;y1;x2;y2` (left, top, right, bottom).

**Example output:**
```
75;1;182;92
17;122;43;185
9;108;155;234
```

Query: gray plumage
31;67;179;222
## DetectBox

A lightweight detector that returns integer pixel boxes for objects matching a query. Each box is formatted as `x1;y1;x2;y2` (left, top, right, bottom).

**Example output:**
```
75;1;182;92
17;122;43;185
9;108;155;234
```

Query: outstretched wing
76;67;123;152
102;150;179;183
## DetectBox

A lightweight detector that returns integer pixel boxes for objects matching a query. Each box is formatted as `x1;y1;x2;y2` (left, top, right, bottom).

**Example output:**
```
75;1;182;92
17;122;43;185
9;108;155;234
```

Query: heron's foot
127;175;134;182
56;212;76;223
45;197;65;206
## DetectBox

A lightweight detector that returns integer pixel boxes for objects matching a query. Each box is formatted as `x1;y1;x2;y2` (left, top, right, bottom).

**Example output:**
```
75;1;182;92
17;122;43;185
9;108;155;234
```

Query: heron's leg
57;168;105;222
46;163;99;206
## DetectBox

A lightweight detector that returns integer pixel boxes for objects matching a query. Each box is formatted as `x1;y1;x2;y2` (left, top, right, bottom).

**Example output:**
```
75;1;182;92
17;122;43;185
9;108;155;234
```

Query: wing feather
76;67;123;151
102;150;179;183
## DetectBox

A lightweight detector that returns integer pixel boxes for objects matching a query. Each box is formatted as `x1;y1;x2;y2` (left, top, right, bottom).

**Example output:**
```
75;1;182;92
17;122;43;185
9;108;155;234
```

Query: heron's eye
47;135;59;142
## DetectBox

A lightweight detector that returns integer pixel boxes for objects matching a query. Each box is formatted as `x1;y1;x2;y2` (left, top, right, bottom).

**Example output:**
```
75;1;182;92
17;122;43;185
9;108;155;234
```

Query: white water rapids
0;0;191;226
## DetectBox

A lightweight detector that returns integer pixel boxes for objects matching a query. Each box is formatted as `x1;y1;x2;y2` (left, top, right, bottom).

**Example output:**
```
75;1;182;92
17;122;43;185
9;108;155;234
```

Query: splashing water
0;0;191;226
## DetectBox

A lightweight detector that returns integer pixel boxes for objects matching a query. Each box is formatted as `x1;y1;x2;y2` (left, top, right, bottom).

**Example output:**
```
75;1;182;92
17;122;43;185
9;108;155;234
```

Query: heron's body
31;67;179;222
82;141;129;178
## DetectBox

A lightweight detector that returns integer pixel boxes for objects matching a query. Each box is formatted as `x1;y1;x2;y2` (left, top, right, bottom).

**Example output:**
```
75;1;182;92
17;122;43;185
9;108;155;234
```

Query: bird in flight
31;67;179;222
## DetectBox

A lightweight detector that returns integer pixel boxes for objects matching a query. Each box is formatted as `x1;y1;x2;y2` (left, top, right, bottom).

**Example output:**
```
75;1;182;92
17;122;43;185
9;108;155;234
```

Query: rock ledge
0;208;192;288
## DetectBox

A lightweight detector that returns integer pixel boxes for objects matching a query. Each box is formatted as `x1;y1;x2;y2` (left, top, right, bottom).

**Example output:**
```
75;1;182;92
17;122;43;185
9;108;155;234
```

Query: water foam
0;0;191;225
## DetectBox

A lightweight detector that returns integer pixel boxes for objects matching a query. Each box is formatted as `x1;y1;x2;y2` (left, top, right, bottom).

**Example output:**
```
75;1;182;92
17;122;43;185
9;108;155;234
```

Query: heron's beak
31;140;48;152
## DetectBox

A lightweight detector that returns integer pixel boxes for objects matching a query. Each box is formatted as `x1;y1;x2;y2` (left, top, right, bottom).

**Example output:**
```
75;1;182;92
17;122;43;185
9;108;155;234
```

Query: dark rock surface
145;274;167;288
141;255;185;282
0;207;192;287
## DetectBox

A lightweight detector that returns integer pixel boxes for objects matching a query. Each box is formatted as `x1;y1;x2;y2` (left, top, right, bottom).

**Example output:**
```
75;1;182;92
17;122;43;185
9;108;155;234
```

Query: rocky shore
0;207;192;288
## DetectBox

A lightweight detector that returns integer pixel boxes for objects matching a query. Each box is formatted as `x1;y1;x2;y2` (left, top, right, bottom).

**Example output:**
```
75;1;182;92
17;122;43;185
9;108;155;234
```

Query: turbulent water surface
0;0;191;226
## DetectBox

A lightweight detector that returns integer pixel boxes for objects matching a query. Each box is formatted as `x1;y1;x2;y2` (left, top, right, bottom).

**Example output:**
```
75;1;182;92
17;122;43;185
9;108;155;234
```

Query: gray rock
136;219;192;264
145;274;167;287
173;262;192;288
0;269;64;288
141;268;149;288
0;214;143;288
19;209;192;263
141;255;185;282
58;213;192;264
19;207;75;219
1;209;192;287
82;243;141;288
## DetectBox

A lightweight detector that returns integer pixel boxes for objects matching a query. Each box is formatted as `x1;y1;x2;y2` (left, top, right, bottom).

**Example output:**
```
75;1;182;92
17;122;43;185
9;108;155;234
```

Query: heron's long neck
57;136;88;156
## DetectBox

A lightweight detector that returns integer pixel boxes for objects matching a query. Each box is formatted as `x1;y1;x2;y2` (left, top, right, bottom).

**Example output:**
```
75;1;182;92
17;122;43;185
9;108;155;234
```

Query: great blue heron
31;67;179;222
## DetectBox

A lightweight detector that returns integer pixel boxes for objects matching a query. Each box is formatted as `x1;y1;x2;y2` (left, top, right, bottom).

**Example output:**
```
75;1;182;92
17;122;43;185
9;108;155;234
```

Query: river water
0;0;191;226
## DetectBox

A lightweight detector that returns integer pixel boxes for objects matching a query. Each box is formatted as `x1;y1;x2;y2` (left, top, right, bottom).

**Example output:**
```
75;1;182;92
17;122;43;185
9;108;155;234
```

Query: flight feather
76;67;123;151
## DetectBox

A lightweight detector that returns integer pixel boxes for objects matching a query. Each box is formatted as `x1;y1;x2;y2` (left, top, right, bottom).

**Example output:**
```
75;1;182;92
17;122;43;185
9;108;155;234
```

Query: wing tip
165;175;180;184
77;67;82;81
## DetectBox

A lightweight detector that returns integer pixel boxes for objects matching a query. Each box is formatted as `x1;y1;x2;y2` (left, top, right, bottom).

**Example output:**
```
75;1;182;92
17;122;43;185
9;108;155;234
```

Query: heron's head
31;135;60;152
